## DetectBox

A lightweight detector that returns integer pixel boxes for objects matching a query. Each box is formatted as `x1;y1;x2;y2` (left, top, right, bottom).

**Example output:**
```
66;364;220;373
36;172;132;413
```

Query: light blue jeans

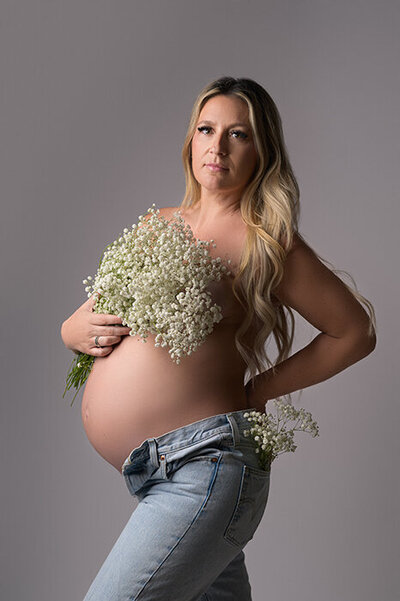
82;408;271;601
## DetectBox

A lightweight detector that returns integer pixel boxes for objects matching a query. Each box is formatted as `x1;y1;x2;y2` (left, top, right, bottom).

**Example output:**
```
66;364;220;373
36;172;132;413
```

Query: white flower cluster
83;204;231;363
243;399;319;469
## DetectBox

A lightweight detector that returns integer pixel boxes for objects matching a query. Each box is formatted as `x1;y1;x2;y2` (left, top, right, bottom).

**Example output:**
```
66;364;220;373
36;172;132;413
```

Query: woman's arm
245;234;376;412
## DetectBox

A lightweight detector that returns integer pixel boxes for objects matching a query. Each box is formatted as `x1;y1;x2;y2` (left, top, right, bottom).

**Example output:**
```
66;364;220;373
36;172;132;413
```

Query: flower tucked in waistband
243;399;319;470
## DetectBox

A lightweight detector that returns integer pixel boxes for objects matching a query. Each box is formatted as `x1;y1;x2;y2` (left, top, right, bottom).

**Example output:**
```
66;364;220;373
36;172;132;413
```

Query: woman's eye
231;130;248;139
197;126;248;140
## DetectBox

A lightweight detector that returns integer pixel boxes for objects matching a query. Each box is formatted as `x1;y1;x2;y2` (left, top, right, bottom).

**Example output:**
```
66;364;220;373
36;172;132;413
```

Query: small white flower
83;205;230;364
242;400;319;468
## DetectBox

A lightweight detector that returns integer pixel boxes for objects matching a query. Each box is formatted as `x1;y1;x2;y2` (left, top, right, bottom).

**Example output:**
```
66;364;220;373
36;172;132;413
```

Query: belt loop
148;438;159;468
227;414;240;448
149;438;168;479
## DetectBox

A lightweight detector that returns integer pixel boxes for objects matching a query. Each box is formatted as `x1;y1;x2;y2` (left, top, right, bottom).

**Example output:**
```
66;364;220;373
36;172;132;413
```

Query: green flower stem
62;353;95;407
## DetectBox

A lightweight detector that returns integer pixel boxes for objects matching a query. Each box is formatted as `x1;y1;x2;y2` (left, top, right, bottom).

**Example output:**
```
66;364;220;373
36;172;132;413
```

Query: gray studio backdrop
1;1;398;600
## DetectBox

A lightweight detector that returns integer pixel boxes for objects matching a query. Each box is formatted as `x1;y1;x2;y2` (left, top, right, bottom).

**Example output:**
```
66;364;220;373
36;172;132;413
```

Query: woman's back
81;206;253;471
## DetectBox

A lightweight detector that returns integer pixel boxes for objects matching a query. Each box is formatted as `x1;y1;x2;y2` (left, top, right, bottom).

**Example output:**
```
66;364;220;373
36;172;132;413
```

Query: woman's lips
205;163;229;172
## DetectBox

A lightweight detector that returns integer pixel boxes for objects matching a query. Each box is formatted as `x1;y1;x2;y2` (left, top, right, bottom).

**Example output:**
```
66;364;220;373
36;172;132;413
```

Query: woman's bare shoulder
138;206;181;226
280;230;309;254
158;206;182;218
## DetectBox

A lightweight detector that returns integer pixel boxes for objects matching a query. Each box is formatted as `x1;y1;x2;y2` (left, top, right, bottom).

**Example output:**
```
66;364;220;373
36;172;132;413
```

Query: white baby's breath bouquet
63;204;231;405
243;400;320;470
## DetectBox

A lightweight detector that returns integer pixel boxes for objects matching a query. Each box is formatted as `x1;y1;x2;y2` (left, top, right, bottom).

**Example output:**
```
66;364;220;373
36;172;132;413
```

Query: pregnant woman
61;76;376;601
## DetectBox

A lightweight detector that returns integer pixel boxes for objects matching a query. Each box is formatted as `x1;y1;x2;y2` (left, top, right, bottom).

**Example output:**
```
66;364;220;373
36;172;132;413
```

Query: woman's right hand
60;294;132;356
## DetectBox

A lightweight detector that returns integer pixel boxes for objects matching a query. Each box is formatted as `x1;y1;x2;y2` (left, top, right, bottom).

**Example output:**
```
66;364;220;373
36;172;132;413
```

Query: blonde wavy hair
179;76;376;400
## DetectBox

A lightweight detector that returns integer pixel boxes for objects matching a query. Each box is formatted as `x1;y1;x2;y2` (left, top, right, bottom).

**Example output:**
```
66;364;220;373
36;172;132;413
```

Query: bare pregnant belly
81;328;248;471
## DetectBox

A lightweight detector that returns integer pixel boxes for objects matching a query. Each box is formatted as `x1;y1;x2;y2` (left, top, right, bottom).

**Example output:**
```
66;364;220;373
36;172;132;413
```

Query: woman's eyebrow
197;119;249;128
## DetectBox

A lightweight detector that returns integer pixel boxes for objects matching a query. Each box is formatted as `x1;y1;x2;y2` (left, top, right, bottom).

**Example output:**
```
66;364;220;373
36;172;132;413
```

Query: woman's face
191;94;259;198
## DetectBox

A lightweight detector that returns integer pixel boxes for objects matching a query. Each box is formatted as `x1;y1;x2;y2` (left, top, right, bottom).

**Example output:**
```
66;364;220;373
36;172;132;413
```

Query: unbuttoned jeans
82;408;271;601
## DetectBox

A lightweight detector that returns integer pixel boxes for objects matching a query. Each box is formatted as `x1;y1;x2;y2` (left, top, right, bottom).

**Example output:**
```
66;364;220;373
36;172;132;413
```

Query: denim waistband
120;407;257;474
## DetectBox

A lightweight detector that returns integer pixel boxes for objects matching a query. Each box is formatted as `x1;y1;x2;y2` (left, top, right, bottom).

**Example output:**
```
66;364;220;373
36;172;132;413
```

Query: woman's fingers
91;312;125;324
104;325;132;336
88;333;128;356
86;294;132;349
63;294;131;356
86;294;99;311
90;345;114;357
91;322;131;337
95;335;124;347
88;296;132;333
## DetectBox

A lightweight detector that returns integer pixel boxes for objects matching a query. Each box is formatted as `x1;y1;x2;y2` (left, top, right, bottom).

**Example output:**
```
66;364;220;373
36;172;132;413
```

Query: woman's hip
83;410;272;600
121;407;272;548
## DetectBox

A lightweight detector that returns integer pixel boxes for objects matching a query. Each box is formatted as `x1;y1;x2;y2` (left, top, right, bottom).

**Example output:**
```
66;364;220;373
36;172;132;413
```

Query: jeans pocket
223;464;271;548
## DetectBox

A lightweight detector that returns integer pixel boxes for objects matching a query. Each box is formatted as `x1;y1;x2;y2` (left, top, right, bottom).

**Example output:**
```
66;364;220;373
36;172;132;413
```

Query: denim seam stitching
223;465;270;548
132;454;222;600
223;464;246;548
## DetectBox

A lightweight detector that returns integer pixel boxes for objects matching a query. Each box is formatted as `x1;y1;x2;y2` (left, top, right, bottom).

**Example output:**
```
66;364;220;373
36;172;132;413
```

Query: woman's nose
210;137;228;155
211;133;227;154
